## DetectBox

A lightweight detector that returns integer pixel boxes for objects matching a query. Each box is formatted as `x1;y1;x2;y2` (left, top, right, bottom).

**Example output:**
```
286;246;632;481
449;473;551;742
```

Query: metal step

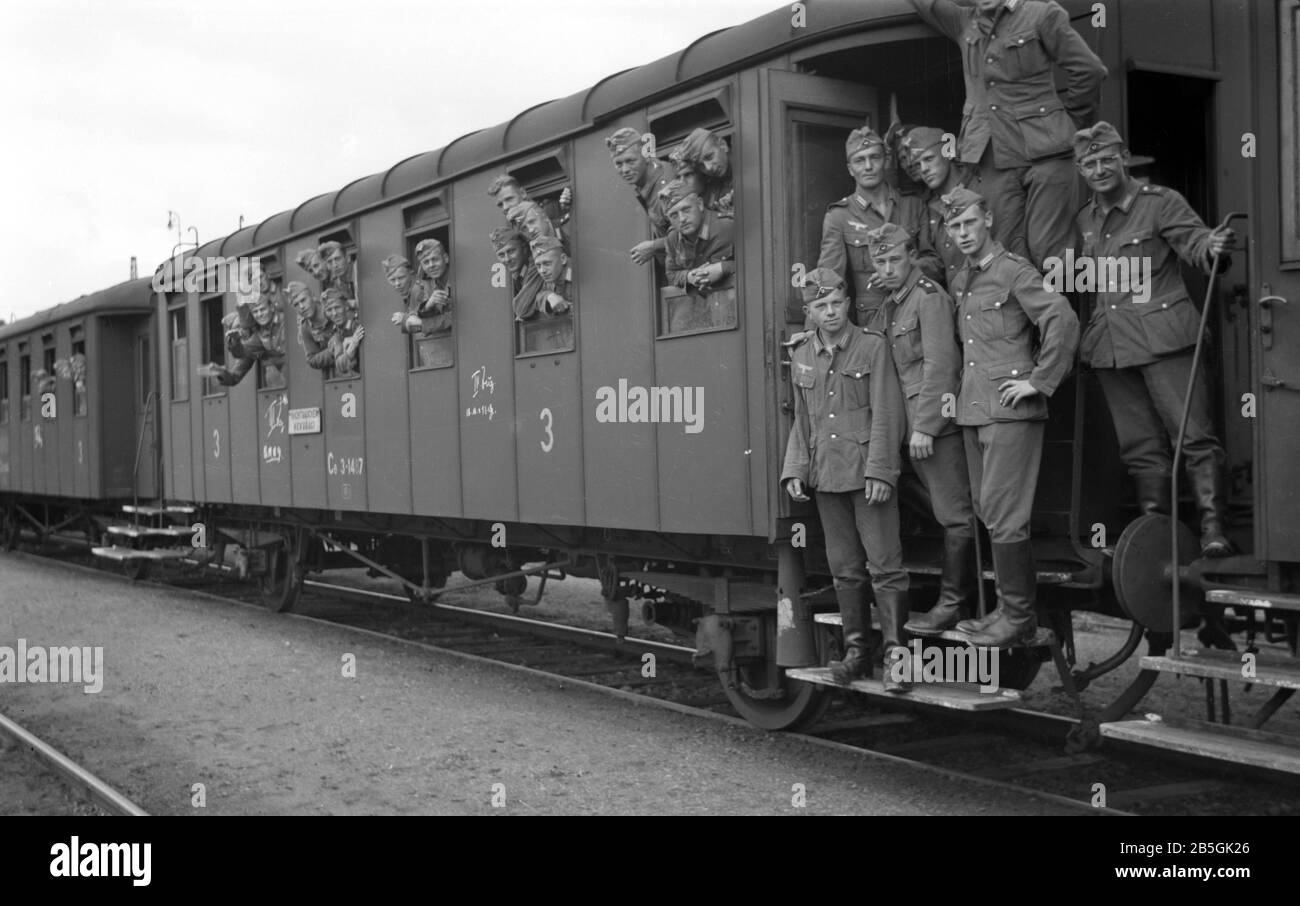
92;546;192;563
1102;717;1300;776
120;504;196;516
106;524;194;539
1206;587;1300;613
785;667;1022;710
1141;649;1300;690
814;611;1058;649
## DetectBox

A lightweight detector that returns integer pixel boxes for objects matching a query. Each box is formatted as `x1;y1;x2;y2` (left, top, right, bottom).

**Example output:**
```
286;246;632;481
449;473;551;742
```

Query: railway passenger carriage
3;1;1299;766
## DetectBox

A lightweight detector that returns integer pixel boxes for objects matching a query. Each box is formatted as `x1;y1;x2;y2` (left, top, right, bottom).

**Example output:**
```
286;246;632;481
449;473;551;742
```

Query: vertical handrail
131;390;158;522
1170;213;1247;658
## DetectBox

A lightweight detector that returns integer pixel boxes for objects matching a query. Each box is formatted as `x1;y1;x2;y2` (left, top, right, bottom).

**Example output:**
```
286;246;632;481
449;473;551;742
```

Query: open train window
168;296;188;401
508;152;577;357
19;345;30;421
69;325;87;416
404;217;454;371
0;350;8;424
253;255;287;391
1281;0;1300;262
200;295;226;397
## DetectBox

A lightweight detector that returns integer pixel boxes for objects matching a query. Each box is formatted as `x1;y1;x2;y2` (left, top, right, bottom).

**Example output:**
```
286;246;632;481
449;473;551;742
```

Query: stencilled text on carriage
0;639;103;693
595;379;704;434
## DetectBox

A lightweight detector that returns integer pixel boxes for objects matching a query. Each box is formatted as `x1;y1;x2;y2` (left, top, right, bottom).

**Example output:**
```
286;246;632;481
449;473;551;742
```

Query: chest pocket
792;364;816;390
978;291;1011;338
1002;29;1048;79
889;317;923;365
839;359;873;413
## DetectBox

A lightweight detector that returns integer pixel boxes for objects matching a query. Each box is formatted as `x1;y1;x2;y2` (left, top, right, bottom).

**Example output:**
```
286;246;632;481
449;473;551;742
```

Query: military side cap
381;254;410;276
490;226;524;250
801;267;846;303
320;287;347;308
941;186;987;223
903;126;946;156
286;280;311;298
677;127;721;163
530;236;565;256
866;223;909;256
415;238;445;259
318;240;343;257
845;127;884;158
1073;121;1125;160
605;127;642;155
295;249;320;267
658;179;698;209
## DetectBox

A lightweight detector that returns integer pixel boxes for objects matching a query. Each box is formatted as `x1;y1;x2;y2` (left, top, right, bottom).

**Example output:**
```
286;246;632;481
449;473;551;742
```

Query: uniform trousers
1093;350;1226;477
814;489;909;595
963;420;1045;544
971;146;1082;270
912;431;976;537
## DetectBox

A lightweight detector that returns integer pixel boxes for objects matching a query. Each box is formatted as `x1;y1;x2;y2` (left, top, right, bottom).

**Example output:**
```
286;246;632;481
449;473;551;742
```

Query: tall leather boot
1133;473;1172;516
1189;462;1231;557
828;586;871;684
906;534;976;636
961;539;1038;648
875;589;912;693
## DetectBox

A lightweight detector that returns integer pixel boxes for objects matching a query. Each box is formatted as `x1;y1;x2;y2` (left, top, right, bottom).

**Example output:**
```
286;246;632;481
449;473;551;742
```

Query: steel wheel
722;615;831;731
260;544;302;613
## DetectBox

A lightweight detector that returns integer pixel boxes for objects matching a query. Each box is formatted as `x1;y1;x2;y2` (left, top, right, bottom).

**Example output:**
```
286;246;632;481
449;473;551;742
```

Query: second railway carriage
91;0;1300;747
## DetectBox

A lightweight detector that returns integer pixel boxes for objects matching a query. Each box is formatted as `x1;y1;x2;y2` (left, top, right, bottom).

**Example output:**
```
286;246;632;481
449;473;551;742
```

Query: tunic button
995;302;1002;308
1111;305;1117;309
829;369;834;374
829;413;835;418
991;105;998;111
969;361;975;367
1011;369;1018;376
967;315;972;319
830;433;837;439
1039;107;1045;112
828;390;834;396
1162;303;1168;308
967;339;974;344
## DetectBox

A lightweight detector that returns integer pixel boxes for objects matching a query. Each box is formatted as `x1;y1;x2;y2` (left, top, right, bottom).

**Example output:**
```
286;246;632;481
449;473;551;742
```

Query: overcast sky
0;0;781;323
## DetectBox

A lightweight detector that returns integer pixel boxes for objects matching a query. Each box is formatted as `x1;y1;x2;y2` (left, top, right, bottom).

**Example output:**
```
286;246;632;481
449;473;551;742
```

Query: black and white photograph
0;0;1295;863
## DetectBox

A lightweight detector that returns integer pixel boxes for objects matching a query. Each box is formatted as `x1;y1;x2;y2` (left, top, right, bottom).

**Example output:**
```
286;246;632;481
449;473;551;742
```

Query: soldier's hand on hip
784;478;810;502
909;430;935;460
629;241;656;265
998;378;1039;409
864;479;892;505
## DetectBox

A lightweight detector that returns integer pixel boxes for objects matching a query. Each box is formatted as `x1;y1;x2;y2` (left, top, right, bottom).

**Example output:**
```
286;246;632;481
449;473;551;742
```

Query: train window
655;125;738;338
402;223;454;371
70;327;87;416
647;89;731;147
138;334;151;406
19;347;30;421
169;298;188;402
0;351;8;424
200;295;226;397
1283;0;1300;262
504;153;577;357
254;260;287;391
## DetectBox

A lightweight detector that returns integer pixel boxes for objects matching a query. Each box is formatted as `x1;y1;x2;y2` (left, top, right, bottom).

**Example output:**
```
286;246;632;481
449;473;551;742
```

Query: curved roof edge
0;278;155;343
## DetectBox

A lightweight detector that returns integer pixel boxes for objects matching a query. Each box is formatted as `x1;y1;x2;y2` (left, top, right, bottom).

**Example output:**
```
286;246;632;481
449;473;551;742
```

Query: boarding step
814;611;1058;649
1101;717;1300;776
786;667;1021;711
1141;648;1300;690
92;546;193;563
901;564;1075;584
120;504;196;517
105;524;194;539
1206;587;1300;613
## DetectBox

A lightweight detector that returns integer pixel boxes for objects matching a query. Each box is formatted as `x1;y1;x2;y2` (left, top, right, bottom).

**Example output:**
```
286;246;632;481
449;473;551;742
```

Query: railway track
13;539;1300;816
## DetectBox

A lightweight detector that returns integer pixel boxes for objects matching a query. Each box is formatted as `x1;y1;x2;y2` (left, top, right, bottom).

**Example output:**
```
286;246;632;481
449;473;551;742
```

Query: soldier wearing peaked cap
781;267;912;692
906;0;1106;270
1072;121;1236;557
864;223;980;636
942;186;1079;648
606;127;678;265
818;126;942;328
906;126;971;288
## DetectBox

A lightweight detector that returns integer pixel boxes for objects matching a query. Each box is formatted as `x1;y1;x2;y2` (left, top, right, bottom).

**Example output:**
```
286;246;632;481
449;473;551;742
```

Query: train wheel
1112;513;1199;633
261;544;302;613
0;508;14;551
722;617;831;731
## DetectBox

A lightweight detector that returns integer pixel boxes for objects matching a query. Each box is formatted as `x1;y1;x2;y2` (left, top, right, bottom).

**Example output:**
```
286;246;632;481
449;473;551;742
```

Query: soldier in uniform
490;227;532;293
321;288;363;378
672;128;733;215
906;0;1106;269
605;127;678;265
413;238;453;336
1073;122;1236;556
940;186;1078;648
200;292;286;388
660;179;736;332
318;241;355;299
521;236;573;319
295;248;329;287
288;281;336;372
906;126;969;288
487;174;572;230
781;268;911;691
383;254;430;333
865;224;979;635
817;127;940;327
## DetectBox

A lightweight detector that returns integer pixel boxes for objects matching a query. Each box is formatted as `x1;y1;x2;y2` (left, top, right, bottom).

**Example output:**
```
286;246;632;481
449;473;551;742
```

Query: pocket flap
890;317;919;337
1015;96;1065;119
980;291;1010;311
987;360;1034;380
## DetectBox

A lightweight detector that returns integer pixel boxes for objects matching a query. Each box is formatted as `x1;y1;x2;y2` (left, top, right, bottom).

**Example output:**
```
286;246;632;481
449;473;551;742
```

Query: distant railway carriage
3;1;1299;767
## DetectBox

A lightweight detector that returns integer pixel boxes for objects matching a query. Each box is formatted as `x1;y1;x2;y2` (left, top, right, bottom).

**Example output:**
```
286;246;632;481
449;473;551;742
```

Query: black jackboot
906;534;977;636
828;586;871;684
875;589;912;693
1133;473;1172;516
961;539;1038;648
1189;462;1231;557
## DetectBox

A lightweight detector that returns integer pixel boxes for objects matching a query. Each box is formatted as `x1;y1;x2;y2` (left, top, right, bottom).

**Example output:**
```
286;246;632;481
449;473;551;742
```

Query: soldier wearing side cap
491;227;532;293
412;238;453;336
286;281;336;372
296;248;329;286
906;126;971;288
906;0;1106;269
817;127;941;327
866;223;980;635
518;236;573;320
318;241;355;300
606;127;678;265
321;287;363;378
672;128;733;216
942;186;1078;648
1073;122;1235;557
661;178;736;332
781;268;911;692
488;174;572;231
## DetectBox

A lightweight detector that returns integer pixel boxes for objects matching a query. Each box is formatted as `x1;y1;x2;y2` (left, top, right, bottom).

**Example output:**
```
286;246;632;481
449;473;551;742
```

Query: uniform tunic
636;158;678;239
922;189;969;288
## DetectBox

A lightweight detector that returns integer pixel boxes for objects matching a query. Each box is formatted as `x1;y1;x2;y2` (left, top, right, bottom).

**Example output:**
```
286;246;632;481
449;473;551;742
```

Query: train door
759;71;876;528
133;321;158;500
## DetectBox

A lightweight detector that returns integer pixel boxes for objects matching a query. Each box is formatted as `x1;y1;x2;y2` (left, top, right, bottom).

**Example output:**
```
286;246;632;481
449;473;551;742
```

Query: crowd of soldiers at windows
187;123;749;392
